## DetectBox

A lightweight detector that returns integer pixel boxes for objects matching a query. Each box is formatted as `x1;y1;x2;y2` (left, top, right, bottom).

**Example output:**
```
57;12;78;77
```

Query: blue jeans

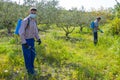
93;32;98;45
22;38;36;74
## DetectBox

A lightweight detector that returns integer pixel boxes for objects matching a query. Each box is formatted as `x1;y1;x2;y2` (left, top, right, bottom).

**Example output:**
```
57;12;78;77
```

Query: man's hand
23;43;31;49
37;39;41;45
99;29;104;33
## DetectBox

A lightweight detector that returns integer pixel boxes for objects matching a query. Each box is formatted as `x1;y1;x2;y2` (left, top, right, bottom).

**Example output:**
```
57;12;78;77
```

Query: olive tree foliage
73;7;94;32
0;0;18;34
23;0;38;6
109;17;120;35
36;0;59;27
0;0;30;35
0;0;59;32
108;0;120;35
77;11;92;32
76;6;88;32
114;0;120;17
0;0;113;36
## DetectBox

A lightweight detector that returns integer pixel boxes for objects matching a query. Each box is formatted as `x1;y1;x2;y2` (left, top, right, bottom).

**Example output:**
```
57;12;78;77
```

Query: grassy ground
0;26;120;80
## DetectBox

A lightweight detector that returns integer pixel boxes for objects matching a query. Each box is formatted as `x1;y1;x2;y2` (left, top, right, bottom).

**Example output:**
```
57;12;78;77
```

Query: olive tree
56;9;78;38
0;1;18;34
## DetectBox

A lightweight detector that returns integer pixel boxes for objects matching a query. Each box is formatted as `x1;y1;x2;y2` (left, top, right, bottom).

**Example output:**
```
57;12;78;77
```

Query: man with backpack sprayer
90;17;103;45
18;7;41;76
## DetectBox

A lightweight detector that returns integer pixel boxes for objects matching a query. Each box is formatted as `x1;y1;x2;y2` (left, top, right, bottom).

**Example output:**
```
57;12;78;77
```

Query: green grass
0;26;120;80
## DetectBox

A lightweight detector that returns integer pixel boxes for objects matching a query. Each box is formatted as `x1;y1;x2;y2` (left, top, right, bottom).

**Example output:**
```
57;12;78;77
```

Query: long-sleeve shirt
19;16;40;44
93;19;99;32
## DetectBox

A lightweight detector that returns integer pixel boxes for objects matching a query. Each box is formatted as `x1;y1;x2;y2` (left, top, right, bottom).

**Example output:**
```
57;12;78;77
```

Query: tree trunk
80;26;83;32
65;32;70;40
7;27;12;36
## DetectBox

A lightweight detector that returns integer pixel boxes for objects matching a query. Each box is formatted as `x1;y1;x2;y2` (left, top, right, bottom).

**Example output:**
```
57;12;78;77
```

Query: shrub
109;17;120;35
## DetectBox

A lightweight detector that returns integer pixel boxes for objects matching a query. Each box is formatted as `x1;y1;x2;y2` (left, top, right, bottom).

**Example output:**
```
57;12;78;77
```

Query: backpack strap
25;18;30;30
27;18;30;27
25;18;38;31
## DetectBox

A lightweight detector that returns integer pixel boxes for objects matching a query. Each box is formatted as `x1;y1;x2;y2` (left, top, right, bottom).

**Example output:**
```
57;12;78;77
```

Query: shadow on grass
55;36;83;43
35;44;104;80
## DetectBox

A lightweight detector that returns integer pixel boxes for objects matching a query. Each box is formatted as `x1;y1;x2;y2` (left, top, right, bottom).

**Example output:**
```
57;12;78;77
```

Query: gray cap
30;7;37;11
96;17;101;19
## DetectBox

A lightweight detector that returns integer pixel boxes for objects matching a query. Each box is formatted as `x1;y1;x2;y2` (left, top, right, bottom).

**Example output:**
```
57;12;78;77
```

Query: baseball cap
96;17;101;19
30;7;37;11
